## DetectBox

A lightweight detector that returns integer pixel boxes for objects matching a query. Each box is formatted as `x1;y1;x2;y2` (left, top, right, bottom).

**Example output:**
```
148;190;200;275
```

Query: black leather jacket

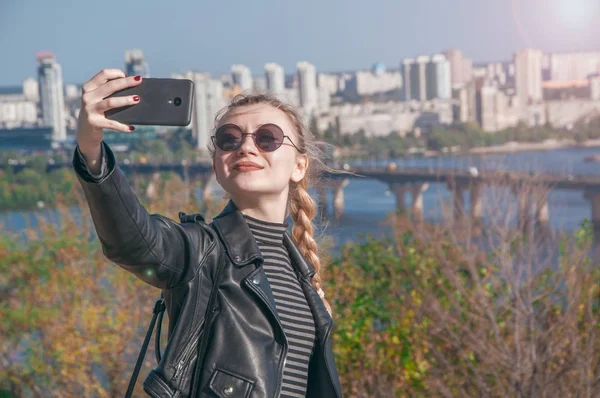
73;146;342;398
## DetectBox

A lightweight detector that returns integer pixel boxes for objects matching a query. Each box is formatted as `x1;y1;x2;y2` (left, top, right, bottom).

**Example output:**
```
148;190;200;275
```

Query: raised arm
73;69;199;289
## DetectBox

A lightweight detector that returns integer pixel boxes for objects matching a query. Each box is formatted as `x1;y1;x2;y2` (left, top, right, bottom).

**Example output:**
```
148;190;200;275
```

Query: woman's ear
291;154;308;183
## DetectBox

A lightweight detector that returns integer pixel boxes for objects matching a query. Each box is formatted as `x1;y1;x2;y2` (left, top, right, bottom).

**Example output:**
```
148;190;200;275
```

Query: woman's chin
228;182;269;196
227;182;285;198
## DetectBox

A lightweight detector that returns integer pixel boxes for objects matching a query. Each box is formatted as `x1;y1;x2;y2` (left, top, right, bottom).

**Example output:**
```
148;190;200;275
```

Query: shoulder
177;211;219;248
177;211;225;279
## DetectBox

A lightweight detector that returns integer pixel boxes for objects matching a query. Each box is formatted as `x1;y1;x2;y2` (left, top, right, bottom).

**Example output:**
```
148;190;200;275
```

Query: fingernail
134;76;141;81
129;126;135;131
133;96;140;102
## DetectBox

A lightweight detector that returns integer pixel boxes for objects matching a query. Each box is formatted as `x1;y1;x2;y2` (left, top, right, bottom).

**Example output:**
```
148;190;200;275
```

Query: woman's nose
238;134;258;153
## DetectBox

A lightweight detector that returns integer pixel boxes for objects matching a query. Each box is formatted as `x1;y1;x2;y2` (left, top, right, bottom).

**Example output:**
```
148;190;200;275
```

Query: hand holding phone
104;77;194;126
76;70;195;172
76;69;142;163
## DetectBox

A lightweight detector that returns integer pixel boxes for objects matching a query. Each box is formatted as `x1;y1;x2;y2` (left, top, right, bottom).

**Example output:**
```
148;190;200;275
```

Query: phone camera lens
174;97;182;106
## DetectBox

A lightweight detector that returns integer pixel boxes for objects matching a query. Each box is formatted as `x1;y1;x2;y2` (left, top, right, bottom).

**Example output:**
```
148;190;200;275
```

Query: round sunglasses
212;123;301;153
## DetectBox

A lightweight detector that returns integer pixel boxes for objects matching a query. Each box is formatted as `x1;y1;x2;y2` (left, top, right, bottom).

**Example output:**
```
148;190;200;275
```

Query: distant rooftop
543;80;589;89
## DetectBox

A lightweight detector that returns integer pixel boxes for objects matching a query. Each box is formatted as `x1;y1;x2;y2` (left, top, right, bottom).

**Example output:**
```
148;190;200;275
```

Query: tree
325;187;600;397
0;208;160;397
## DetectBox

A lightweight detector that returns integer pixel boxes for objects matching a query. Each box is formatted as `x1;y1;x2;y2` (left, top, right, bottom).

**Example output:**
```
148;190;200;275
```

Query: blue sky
1;0;599;86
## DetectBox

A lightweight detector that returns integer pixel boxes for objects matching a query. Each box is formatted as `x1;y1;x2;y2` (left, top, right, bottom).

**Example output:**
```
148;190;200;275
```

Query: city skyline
1;0;599;86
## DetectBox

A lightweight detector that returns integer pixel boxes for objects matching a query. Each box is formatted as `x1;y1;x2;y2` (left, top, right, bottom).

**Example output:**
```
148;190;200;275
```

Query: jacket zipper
274;343;288;397
189;286;222;397
172;318;205;382
172;223;218;384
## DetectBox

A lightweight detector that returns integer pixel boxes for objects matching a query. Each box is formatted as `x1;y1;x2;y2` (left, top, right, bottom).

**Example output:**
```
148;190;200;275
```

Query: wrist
77;140;102;154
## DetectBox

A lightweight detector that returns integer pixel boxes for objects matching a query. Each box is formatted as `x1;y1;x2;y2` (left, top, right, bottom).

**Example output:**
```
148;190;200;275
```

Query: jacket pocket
144;369;179;398
207;368;255;398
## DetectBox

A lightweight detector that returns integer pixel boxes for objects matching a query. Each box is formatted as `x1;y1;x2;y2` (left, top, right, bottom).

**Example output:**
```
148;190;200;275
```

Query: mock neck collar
211;200;315;279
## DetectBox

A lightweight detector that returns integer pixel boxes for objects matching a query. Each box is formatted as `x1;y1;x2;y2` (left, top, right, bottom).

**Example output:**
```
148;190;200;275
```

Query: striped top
243;214;316;398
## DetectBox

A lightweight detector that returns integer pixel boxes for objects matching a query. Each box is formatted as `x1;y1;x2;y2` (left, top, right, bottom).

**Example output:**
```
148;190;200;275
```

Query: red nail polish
133;96;140;102
134;75;141;81
129;126;135;131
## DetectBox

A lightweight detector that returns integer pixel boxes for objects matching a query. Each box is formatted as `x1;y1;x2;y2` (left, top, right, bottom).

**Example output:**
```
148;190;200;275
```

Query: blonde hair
208;93;333;315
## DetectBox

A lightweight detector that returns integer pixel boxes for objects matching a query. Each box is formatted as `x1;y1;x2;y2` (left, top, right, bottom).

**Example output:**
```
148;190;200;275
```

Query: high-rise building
346;70;402;96
189;72;209;151
0;87;38;128
296;61;318;114
403;55;454;101
37;51;66;142
231;65;253;92
515;49;543;114
317;73;339;95
317;85;331;111
264;63;285;95
480;61;515;87
23;77;39;102
401;59;414;101
403;56;429;101
452;80;477;123
478;83;501;131
409;60;421;100
415;56;429;101
125;49;150;78
443;49;473;87
541;53;552;81
282;88;300;107
549;52;600;81
184;72;225;152
476;80;521;132
207;78;225;126
253;76;267;93
426;54;451;100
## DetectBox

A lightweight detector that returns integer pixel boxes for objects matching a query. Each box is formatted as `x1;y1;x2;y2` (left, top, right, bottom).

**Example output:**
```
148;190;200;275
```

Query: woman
73;69;342;398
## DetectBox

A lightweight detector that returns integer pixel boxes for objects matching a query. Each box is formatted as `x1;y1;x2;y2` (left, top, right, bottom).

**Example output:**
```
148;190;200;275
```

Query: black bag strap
124;294;166;398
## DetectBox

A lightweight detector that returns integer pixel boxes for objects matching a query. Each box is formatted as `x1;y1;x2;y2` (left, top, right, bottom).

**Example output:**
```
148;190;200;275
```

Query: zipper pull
173;362;184;381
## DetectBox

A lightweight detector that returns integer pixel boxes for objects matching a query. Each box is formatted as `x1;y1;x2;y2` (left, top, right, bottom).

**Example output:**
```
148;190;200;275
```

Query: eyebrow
220;123;279;131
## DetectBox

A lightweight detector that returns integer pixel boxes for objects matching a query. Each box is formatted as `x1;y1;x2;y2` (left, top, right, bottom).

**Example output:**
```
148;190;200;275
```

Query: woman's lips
236;165;263;172
233;161;264;172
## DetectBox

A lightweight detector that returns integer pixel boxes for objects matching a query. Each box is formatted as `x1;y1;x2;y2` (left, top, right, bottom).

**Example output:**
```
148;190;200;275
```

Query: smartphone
104;78;194;126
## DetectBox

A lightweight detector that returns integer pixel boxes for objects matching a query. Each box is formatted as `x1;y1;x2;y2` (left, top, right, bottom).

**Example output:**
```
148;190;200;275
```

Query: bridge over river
6;161;600;239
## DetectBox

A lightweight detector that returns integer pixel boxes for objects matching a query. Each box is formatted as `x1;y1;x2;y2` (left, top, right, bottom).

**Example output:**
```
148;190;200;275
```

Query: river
2;146;600;251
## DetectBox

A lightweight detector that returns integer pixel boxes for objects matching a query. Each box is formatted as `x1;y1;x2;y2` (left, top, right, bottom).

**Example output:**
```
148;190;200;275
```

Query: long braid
289;178;332;316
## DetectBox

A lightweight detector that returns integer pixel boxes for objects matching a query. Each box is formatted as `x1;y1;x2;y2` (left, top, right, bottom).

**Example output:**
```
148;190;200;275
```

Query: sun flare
554;0;597;26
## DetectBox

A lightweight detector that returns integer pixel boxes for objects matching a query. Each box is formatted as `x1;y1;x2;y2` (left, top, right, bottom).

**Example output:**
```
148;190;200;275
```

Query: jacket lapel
243;267;283;331
211;201;281;328
212;201;262;268
211;201;333;342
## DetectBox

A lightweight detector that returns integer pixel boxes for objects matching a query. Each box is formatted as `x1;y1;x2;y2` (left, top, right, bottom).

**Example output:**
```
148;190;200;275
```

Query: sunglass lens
215;126;242;151
255;125;284;152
